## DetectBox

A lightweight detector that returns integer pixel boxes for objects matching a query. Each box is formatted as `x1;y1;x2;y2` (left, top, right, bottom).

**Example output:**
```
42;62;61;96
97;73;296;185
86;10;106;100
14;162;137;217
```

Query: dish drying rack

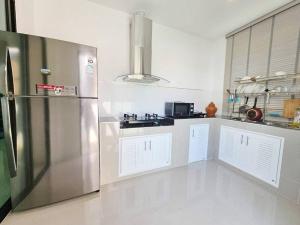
227;73;300;122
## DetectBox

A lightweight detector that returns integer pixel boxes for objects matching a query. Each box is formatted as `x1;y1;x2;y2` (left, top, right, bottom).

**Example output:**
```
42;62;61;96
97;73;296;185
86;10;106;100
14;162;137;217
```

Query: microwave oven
165;102;194;118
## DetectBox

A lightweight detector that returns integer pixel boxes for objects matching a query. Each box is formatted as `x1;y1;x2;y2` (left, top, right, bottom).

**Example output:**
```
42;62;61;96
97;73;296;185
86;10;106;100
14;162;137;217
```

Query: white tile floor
3;161;300;225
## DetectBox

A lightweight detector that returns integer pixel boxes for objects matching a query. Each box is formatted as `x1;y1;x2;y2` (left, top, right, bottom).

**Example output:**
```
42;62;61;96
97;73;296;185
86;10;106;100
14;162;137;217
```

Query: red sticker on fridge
36;84;77;96
36;84;64;91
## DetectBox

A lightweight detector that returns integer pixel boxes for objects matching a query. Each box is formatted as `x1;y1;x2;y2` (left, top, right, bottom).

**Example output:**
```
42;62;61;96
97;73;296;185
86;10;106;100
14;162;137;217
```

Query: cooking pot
246;97;263;121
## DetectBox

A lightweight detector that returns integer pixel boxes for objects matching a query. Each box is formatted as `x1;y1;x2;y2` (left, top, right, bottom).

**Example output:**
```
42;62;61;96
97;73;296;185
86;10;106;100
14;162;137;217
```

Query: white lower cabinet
219;126;241;166
188;124;209;163
119;133;172;176
219;126;284;187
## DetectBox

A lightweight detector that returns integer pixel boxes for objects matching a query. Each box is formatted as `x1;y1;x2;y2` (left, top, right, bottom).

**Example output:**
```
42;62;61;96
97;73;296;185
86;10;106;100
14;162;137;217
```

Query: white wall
15;0;226;117
0;0;6;30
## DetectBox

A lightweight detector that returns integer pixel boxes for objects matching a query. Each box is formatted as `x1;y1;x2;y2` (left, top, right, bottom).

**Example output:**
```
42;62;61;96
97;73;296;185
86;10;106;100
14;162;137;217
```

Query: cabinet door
119;137;145;176
269;4;300;75
235;132;256;173
136;138;150;172
188;124;209;163
246;133;283;187
150;133;172;169
219;126;242;166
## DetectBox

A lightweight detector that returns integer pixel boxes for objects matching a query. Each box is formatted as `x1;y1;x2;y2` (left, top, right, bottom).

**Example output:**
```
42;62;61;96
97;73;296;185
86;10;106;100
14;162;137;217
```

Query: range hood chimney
115;12;169;84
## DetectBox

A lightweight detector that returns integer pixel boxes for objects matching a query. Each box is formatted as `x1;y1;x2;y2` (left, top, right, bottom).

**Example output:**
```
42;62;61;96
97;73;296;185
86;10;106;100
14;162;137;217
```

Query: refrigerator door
9;96;99;211
0;30;97;98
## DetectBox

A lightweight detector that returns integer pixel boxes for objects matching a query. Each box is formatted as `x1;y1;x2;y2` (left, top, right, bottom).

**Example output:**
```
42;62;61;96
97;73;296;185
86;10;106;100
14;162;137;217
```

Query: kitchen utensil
226;89;233;102
227;89;239;103
246;97;263;121
265;89;271;104
239;96;250;114
283;99;300;119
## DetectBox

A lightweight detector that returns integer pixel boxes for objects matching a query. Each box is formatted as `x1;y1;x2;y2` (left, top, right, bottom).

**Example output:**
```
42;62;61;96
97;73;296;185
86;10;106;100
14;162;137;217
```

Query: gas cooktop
120;113;174;129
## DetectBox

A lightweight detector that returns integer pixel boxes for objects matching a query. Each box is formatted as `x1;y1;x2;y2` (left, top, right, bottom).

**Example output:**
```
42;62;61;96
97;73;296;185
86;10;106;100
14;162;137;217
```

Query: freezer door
0;30;97;98
8;97;99;211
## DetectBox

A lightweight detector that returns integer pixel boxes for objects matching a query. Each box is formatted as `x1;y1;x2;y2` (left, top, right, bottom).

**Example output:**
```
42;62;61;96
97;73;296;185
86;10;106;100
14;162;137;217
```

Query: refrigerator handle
0;46;17;177
1;97;17;177
0;45;14;97
5;48;15;96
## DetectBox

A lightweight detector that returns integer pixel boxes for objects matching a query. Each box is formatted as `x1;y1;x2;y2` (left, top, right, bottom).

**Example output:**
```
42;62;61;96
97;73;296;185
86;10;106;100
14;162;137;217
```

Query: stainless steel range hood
115;12;169;84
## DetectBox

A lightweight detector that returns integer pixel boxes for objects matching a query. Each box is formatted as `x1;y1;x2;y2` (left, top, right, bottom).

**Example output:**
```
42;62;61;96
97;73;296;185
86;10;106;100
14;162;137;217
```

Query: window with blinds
248;18;273;77
269;4;300;76
231;28;251;82
223;37;234;115
223;4;300;121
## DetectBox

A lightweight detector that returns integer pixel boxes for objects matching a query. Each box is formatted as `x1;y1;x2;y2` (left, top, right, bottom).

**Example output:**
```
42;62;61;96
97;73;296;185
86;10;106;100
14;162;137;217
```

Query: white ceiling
89;0;292;39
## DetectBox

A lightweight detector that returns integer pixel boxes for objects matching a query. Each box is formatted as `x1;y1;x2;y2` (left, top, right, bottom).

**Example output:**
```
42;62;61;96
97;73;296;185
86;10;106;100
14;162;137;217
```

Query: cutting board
283;99;300;119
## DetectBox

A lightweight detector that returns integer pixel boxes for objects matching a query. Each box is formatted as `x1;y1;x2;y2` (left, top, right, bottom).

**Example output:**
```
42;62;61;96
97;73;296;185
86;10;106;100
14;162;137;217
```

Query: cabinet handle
240;135;244;144
144;141;146;151
246;136;249;146
192;129;195;137
149;140;152;150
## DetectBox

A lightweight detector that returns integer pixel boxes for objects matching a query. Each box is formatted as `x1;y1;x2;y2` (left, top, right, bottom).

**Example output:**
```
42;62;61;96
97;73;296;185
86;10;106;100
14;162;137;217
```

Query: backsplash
98;81;216;117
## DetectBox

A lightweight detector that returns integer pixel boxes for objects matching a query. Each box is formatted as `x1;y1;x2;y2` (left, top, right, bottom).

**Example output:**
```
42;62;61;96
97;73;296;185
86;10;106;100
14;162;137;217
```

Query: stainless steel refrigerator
0;30;100;212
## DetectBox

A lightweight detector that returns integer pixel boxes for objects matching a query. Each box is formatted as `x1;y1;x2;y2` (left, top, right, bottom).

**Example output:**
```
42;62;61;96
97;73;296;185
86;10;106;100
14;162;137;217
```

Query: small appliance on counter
120;113;174;129
165;102;194;118
165;102;207;119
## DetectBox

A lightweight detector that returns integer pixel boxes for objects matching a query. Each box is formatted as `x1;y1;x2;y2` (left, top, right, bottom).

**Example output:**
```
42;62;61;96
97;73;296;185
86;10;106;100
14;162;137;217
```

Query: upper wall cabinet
269;4;300;76
248;18;273;77
231;28;251;81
